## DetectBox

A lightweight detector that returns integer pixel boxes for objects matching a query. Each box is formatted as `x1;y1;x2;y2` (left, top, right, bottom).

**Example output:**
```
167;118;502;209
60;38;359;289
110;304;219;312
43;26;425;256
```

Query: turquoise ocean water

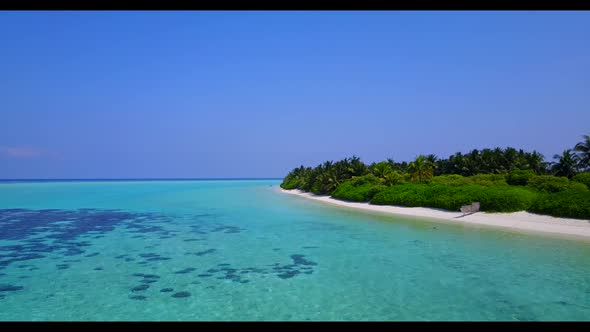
0;179;589;321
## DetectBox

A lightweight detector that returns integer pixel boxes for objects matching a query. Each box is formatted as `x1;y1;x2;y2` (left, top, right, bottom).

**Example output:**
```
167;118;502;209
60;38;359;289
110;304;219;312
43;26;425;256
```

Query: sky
1;11;589;179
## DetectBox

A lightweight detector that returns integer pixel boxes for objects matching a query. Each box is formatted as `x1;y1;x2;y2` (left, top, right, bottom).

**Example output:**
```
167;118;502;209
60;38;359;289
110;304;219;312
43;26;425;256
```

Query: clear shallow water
0;180;589;321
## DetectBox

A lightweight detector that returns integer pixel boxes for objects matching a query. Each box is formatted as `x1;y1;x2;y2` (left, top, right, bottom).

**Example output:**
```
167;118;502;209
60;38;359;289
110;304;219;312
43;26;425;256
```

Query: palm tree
574;134;590;171
525;150;547;174
369;161;392;179
425;154;439;174
551;149;579;178
503;147;518;172
348;155;367;176
408;155;434;183
383;169;403;186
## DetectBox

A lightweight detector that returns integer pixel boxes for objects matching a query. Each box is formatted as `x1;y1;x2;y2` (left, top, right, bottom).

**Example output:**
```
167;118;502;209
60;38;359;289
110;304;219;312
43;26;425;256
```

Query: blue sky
1;11;589;178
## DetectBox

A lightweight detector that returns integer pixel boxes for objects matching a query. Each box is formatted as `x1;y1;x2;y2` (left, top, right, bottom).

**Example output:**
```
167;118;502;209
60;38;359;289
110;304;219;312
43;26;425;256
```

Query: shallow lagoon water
0;179;589;321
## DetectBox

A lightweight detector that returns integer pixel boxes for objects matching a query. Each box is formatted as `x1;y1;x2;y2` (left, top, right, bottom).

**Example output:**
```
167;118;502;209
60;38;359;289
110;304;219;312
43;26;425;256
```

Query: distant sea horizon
0;178;282;183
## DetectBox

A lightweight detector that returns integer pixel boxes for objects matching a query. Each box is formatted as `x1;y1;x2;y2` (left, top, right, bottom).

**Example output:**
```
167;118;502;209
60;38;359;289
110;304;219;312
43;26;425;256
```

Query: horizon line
0;177;283;182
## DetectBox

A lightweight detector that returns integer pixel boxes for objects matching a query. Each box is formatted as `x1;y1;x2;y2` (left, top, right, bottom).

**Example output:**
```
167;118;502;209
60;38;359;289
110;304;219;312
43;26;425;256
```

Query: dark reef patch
189;221;244;236
0;284;24;292
211;225;243;234
138;253;159;258
194;249;216;257
172;291;191;298
193;254;318;284
0;208;176;271
175;267;196;274
131;284;150;292
146;257;170;261
63;259;82;263
140;279;158;284
183;238;202;242
290;254;317;266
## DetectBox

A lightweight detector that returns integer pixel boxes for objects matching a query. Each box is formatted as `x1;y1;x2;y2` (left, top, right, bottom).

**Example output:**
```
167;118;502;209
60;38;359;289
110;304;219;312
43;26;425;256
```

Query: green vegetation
529;191;590;219
527;175;588;193
331;175;387;202
281;134;590;219
572;172;590;188
371;184;535;212
506;170;535;186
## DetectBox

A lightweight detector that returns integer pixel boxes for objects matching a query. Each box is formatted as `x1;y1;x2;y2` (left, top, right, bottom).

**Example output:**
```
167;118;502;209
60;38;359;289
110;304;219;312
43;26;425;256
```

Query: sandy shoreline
280;188;590;241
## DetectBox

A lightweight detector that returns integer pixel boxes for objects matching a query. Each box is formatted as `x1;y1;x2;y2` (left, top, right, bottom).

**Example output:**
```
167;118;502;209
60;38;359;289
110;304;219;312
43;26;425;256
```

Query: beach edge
279;188;590;241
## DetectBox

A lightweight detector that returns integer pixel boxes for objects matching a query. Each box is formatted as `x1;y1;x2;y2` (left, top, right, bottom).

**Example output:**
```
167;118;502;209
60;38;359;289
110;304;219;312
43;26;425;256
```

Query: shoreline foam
279;188;590;241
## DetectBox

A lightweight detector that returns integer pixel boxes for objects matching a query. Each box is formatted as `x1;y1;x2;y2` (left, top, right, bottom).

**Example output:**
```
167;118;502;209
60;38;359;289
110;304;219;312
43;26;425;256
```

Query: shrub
572;172;590;188
370;184;536;212
528;191;590;219
370;184;431;207
430;174;469;186
331;177;387;202
506;170;535;186
469;174;508;187
280;178;300;190
527;175;588;193
477;186;536;212
383;170;404;186
350;174;381;186
570;182;590;192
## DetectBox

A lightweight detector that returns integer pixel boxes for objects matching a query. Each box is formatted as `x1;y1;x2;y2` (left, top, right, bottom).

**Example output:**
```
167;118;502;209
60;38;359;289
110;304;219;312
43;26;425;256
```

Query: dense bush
350;174;381;186
477;186;537;212
572;172;590;188
528;191;590;220
469;174;508;187
280;177;300;190
430;175;470;186
527;175;588;193
506;170;535;186
331;175;387;202
430;174;507;187
370;184;536;212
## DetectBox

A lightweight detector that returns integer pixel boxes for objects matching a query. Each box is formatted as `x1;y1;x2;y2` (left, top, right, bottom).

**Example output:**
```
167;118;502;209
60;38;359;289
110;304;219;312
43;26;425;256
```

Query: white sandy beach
280;188;590;241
